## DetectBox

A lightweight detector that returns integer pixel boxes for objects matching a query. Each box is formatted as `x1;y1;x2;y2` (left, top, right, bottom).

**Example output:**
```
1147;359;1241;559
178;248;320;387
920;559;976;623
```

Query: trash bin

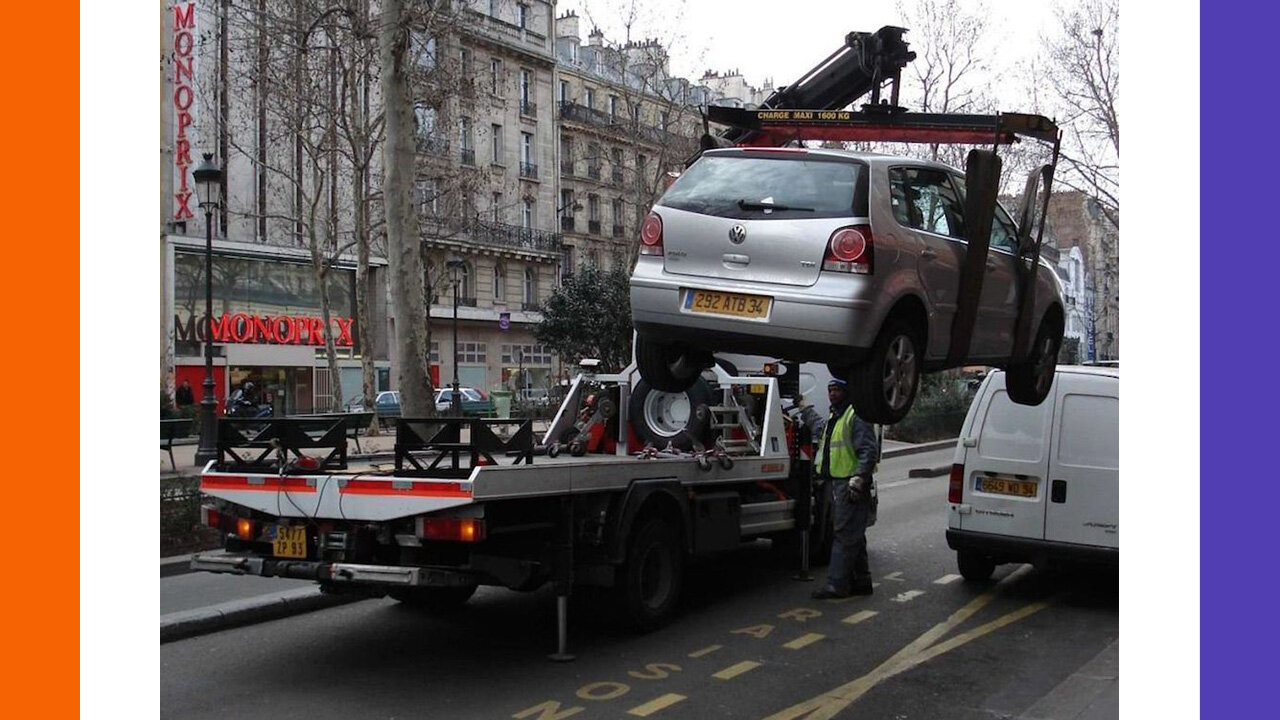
490;390;512;419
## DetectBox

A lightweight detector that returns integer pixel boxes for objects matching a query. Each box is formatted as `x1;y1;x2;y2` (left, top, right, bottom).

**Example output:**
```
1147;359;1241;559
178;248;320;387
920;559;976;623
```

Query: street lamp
192;153;224;465
446;259;466;415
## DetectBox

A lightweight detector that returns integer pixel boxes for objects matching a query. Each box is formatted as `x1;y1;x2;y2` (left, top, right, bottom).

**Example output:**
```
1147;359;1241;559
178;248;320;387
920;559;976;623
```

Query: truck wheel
389;584;478;611
957;551;996;582
848;318;922;425
617;516;684;631
636;336;700;392
1006;315;1063;406
629;378;713;451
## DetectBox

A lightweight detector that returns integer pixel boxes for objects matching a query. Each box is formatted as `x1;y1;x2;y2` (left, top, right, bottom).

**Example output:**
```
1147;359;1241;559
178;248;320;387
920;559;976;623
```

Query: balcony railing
557;101;689;147
460;148;475;166
560;160;575;176
560;216;575;231
587;165;601;180
436;217;564;257
520;99;537;117
588;220;601;235
415;133;447;155
611;168;624;183
519;162;539;179
460;297;478;308
612;224;625;238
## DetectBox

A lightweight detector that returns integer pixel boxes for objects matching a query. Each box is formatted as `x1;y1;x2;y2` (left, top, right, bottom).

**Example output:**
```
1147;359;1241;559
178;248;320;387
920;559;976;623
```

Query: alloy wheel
881;334;918;411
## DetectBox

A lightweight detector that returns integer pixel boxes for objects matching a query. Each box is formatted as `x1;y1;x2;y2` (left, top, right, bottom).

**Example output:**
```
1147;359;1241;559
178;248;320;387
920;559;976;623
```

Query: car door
1043;372;1119;548
887;166;964;359
955;371;1055;540
977;200;1022;358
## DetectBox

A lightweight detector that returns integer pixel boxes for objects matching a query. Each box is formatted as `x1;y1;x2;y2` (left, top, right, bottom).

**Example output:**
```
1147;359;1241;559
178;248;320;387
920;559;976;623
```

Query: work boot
810;586;851;600
850;577;874;596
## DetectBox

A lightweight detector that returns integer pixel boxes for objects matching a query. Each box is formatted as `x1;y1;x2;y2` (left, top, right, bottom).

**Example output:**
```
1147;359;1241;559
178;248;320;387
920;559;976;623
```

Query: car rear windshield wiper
737;199;815;212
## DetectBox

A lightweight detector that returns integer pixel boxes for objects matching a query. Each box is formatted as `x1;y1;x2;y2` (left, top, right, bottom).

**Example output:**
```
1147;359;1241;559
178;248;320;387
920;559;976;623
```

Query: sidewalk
1017;639;1119;720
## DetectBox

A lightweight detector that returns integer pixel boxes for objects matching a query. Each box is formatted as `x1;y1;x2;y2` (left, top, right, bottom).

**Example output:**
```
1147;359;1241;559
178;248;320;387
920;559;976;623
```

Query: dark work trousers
827;479;871;592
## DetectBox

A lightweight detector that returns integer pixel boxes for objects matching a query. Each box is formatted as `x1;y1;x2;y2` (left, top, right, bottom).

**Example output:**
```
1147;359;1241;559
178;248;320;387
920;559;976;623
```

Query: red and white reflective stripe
200;475;316;493
339;478;472;498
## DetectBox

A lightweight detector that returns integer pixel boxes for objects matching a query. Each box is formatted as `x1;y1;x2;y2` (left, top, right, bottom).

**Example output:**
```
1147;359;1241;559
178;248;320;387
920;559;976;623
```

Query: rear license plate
272;525;307;558
976;476;1037;498
684;290;771;318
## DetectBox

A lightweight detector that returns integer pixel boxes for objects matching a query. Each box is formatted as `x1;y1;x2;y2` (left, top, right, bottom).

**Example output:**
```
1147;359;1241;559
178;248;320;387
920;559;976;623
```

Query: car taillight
823;225;873;274
948;464;965;504
416;517;486;543
639;212;664;256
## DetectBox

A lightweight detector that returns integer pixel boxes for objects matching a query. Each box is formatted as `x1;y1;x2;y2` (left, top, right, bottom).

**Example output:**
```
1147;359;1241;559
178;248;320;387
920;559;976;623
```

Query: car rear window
658;154;868;220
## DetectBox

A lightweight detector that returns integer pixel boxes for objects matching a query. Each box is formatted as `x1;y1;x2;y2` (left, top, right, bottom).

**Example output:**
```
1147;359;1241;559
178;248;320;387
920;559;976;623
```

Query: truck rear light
236;517;255;541
948;464;965;504
415;517;486;543
200;505;222;529
823;225;873;274
639;212;664;256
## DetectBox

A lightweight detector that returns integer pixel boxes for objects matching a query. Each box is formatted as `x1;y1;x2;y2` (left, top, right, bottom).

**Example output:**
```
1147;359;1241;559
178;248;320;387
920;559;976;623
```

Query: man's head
828;378;848;407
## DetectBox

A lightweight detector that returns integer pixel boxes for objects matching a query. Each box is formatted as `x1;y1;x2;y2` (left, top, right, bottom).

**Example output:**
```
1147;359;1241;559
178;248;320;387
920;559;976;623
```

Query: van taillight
639;212;664;256
823;225;873;274
948;464;965;504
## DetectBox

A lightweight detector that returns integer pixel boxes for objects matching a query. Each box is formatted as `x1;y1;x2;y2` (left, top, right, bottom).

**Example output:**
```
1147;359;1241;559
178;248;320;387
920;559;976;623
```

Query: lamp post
192;153;224;465
446;259;466;415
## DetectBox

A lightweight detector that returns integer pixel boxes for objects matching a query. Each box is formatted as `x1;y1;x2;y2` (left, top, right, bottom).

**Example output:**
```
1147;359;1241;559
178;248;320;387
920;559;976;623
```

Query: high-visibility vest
817;406;863;478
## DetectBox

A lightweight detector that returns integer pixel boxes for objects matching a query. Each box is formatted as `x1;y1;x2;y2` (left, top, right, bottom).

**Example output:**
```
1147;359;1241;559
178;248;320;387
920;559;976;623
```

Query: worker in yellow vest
811;377;880;599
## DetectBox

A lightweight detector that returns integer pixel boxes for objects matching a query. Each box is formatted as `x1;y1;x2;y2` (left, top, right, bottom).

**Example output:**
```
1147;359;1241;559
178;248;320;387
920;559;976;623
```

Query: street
160;447;1118;719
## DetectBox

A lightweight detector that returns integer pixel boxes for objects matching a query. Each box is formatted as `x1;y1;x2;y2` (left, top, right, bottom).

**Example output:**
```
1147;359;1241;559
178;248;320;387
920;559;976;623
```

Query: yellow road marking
713;661;762;680
688;644;723;658
627;693;687;717
933;574;962;585
783;633;825;650
841;610;878;625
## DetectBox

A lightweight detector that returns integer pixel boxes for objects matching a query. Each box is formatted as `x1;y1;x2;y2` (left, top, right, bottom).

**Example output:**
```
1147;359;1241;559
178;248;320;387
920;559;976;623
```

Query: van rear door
956;372;1054;539
1043;372;1119;548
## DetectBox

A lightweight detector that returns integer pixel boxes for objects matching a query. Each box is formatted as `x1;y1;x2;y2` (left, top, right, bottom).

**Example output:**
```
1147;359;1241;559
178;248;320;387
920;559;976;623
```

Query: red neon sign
172;2;197;221
174;313;355;346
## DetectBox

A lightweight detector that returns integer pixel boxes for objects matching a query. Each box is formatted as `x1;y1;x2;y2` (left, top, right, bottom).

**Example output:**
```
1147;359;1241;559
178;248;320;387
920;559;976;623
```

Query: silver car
629;147;1064;424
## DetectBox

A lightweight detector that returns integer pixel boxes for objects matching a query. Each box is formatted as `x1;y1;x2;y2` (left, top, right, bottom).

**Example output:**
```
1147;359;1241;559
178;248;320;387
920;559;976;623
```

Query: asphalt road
160;448;1118;719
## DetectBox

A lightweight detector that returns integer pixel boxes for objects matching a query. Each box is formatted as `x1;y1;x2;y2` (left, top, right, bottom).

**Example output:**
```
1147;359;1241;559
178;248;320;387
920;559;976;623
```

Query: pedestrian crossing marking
688;644;722;658
933;574;962;585
783;633;825;650
891;589;926;603
713;661;762;680
842;610;878;625
627;693;687;717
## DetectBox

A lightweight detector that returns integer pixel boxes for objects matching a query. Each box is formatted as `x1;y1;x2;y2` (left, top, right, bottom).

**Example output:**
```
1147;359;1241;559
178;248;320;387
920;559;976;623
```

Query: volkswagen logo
728;225;747;244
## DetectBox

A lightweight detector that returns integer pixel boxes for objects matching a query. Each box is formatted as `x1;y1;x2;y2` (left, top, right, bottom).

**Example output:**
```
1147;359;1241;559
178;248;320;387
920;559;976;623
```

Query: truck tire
1006;314;1063;406
957;551;996;582
630;378;712;451
389;584;478;611
636;336;700;392
847;318;922;425
616;516;684;631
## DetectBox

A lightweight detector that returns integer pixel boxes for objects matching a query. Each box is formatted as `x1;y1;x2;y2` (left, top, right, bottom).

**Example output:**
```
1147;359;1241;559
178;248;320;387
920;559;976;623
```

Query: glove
847;475;869;502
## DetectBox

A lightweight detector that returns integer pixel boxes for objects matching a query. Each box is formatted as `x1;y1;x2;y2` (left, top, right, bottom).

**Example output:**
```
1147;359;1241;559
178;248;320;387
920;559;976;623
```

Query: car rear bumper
945;529;1118;567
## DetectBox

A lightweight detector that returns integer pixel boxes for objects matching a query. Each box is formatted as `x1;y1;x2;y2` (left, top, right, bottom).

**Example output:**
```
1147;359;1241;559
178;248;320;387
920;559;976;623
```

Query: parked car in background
518;388;551;408
434;387;496;417
373;390;401;419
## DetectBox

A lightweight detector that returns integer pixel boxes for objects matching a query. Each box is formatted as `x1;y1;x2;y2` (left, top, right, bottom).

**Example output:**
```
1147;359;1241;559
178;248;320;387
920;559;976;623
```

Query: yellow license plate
977;477;1037;498
685;290;771;318
272;525;307;558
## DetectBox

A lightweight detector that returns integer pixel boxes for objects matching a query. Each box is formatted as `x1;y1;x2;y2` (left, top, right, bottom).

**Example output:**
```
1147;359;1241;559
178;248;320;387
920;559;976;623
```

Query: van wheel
636;336;701;392
957;551;996;582
389;584;478;611
616;516;684;631
629;378;713;451
1006;316;1063;406
848;318;921;425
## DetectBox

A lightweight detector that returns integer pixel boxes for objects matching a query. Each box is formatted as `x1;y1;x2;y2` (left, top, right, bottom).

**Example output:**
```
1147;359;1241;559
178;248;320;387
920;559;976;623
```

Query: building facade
1045;191;1120;361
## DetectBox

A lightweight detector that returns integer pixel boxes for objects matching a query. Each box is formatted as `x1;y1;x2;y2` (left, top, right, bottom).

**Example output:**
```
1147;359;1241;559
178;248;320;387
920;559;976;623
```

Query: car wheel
629;378;713;451
636;336;701;392
389;584;478;611
615;515;684;631
957;551;996;582
848;318;922;425
1006;315;1063;406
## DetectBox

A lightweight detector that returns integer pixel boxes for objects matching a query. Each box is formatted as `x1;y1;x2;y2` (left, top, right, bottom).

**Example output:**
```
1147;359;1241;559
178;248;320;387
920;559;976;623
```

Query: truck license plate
685;290;771;319
976;476;1037;498
272;525;307;558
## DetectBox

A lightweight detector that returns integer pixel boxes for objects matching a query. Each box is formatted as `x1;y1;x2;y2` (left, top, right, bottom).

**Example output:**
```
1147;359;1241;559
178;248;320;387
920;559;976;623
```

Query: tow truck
190;27;1062;659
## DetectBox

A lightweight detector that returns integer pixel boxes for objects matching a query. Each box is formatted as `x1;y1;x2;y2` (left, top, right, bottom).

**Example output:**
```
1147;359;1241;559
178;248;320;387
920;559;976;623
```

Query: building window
459;116;473;166
517;3;529;29
491;123;503;164
460;47;473;77
493;263;506;303
587;249;599;267
460;342;487;363
502;344;553;365
522;199;534;229
430;341;440;364
584;87;595;109
489;0;498;18
491;191;502;223
560;245;574;279
631;101;641;124
588;194;600;232
660;110;669;131
411;31;436;69
611;147;624;182
520;70;531;104
490;58;502;94
524;268;538;305
559;80;569;104
609;95;619;119
521;131;533;165
455;261;473;299
560;189;575;217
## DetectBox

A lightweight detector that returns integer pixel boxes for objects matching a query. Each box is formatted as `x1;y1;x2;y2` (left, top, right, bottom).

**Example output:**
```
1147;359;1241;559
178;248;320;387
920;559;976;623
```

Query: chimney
588;27;604;47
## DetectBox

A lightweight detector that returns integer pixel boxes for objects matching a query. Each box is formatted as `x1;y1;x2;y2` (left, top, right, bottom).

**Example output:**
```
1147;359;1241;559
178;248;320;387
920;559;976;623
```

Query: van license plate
976;477;1037;498
685;290;771;319
271;525;308;558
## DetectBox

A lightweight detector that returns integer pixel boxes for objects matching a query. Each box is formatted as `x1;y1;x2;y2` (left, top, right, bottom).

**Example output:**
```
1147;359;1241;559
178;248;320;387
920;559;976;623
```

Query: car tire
389;584;478;611
616;515;684;631
629;378;713;451
636;336;700;392
847;318;922;425
957;551;996;582
1006;314;1063;406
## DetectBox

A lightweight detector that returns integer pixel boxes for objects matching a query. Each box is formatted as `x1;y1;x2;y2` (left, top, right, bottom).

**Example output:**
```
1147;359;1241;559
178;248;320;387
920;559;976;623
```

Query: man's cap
828;378;848;388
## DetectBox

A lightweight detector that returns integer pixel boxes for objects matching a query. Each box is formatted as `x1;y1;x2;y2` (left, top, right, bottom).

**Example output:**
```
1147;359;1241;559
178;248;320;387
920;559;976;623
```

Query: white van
946;365;1118;580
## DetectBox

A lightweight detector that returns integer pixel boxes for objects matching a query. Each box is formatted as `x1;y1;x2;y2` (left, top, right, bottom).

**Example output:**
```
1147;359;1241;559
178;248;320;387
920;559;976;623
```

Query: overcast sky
556;0;1059;93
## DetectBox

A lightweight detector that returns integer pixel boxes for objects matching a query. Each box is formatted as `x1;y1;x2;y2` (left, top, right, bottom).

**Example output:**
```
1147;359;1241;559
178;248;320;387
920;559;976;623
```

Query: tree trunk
379;0;433;417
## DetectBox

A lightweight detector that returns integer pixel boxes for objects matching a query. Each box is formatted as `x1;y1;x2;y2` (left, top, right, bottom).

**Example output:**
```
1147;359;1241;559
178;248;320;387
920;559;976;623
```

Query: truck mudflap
190;553;476;587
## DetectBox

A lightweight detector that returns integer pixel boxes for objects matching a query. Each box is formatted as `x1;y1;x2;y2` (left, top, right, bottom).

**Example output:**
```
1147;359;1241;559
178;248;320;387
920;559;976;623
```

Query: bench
290;412;376;453
160;418;196;471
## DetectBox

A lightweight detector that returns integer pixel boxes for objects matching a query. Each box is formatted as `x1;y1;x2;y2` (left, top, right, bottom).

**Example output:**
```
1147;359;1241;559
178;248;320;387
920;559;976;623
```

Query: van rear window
978;390;1047;462
659;155;868;220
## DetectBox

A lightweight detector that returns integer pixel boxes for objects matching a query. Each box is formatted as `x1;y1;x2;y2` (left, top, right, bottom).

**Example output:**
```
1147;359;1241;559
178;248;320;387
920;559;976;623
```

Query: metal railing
560;160;575;176
560;216;575;231
588;220;601;235
460;297;478;308
519;162;538;179
416;133;447;155
437;217;564;257
611;168;624;183
520;99;537;117
587;165;601;180
460;148;475;166
612;224;625;238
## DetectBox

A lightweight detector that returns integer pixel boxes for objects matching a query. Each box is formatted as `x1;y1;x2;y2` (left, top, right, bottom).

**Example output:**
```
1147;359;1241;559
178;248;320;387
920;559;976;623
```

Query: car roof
704;146;959;173
991;365;1119;379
